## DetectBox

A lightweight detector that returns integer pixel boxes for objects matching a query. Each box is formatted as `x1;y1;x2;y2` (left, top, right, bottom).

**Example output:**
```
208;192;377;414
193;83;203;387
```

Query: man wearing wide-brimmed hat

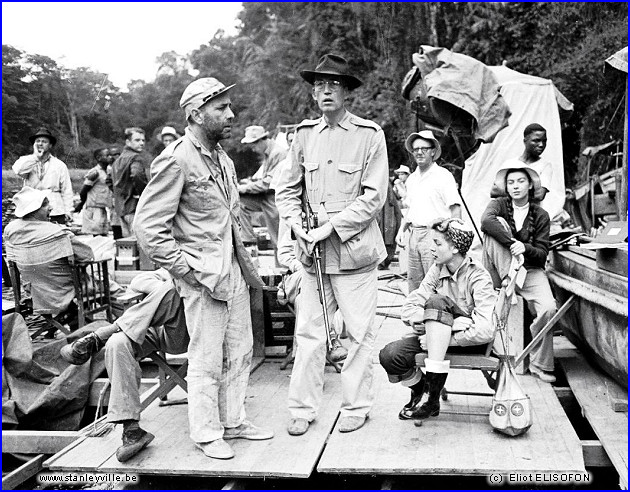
396;130;462;292
134;77;272;461
12;127;74;224
275;54;389;435
237;125;287;253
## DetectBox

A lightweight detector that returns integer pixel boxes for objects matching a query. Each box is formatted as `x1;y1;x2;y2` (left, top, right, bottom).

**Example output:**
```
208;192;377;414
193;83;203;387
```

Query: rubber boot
398;375;426;420
411;359;450;424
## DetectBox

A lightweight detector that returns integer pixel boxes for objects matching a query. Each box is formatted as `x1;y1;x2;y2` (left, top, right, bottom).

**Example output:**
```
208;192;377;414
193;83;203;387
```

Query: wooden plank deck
46;362;342;478
318;285;586;477
41;266;593;482
317;366;586;476
558;349;628;489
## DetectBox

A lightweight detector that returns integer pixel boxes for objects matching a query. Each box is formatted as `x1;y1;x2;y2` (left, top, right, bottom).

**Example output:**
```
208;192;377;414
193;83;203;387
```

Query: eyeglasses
411;146;434;155
313;80;345;92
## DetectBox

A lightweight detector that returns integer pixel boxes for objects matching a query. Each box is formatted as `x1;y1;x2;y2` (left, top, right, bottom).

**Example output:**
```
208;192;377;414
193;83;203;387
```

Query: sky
2;2;244;89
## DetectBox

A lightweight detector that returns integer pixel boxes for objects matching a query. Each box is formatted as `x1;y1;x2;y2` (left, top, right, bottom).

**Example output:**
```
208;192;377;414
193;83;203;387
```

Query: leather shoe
338;415;367;433
60;332;104;365
224;421;274;440
196;439;235;460
287;418;309;436
116;427;154;462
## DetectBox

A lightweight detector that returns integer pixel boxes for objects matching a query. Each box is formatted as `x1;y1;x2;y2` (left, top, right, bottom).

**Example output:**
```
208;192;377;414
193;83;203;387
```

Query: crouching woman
379;218;496;423
481;163;557;383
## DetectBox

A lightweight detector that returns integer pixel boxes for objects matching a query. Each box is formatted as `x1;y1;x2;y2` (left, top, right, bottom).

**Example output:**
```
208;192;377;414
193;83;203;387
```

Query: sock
122;420;140;432
94;323;121;343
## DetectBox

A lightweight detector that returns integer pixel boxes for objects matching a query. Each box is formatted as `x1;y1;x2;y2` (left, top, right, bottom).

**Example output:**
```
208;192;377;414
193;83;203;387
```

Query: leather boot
398;376;426;420
411;372;448;421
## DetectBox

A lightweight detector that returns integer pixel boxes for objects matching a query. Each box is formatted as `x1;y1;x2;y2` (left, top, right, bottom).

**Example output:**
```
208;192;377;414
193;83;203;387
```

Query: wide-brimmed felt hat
300;54;362;91
241;125;269;144
29;127;57;146
12;187;50;218
491;162;544;200
394;165;411;175
180;77;235;119
405;130;442;161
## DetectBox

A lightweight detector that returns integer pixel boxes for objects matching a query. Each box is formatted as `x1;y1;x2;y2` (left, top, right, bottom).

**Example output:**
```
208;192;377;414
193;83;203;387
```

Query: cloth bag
489;255;532;436
489;355;533;436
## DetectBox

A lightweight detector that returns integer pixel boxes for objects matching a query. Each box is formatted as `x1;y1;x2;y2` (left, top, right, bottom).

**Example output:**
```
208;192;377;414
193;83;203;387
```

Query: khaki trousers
288;268;378;420
175;258;253;443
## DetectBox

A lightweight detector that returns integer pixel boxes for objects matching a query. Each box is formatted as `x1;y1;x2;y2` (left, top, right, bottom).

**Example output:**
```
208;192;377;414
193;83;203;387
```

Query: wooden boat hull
548;247;628;388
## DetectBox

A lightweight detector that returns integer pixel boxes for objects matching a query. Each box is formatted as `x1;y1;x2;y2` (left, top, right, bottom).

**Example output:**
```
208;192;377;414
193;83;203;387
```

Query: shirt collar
412;162;437;177
438;255;472;281
185;127;223;158
316;110;351;133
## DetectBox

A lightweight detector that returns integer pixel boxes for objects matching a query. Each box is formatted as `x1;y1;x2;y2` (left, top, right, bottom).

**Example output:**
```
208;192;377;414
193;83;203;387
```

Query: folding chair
8;256;113;339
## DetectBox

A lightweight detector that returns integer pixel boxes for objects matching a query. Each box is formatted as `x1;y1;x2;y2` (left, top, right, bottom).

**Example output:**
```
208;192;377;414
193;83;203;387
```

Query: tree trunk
428;3;439;46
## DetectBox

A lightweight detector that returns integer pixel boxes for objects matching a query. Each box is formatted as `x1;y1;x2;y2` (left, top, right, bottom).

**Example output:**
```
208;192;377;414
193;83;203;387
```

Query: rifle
301;184;348;364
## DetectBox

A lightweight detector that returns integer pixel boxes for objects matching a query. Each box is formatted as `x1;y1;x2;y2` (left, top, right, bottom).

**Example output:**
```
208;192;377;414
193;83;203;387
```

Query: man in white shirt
396;130;461;292
12;127;73;224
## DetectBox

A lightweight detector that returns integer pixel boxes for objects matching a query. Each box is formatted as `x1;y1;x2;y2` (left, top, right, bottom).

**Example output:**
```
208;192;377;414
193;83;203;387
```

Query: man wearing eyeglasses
396;131;462;293
275;54;389;436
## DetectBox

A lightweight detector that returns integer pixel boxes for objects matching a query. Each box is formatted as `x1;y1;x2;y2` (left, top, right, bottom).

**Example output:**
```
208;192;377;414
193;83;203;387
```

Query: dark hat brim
29;132;57;146
300;70;362;91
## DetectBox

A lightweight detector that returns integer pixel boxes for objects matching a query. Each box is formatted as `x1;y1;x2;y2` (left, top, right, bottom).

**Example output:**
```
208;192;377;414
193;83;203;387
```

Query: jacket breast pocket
186;177;215;211
338;162;363;195
303;162;320;194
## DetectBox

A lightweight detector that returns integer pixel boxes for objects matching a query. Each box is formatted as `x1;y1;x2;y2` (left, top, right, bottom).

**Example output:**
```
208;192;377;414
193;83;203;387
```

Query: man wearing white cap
396;130;462;292
238;125;287;251
160;126;181;148
134;77;273;460
3;187;92;321
392;164;411;212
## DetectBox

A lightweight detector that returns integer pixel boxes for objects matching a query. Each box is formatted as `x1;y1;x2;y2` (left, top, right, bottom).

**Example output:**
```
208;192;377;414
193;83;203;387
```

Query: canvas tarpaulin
411;45;511;143
2;313;106;430
461;65;573;256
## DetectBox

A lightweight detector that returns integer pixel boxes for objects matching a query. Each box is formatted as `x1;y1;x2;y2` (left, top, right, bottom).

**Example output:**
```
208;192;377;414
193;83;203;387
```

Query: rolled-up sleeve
329;130;389;242
134;155;190;279
451;268;497;346
12;155;38;176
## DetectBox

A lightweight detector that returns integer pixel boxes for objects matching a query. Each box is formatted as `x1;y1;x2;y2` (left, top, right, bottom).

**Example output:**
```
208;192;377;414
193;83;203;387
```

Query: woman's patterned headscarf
431;218;475;256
